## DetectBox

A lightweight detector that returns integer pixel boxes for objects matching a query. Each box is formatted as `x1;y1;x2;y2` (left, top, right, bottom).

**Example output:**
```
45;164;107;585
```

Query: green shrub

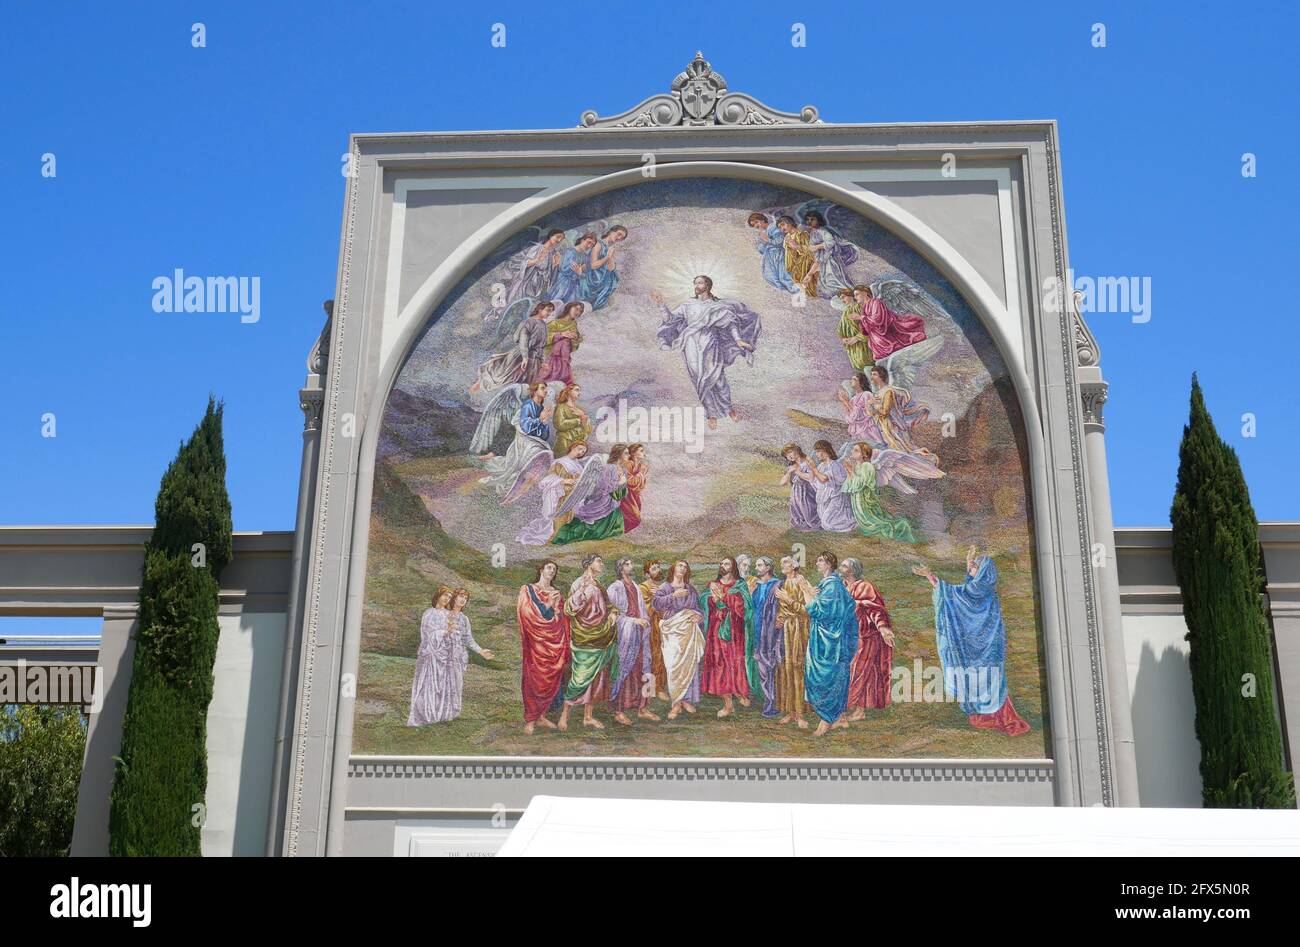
1170;376;1295;808
0;705;87;857
109;397;233;855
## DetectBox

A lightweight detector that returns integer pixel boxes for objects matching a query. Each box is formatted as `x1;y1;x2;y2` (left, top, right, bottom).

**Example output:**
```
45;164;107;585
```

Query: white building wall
203;611;287;856
1121;614;1203;807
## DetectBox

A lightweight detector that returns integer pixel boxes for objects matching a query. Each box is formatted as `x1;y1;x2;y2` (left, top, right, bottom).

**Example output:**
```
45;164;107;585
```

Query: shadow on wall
1131;641;1203;808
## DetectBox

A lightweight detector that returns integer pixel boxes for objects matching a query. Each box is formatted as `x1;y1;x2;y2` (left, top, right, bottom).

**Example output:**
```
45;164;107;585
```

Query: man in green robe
558;555;620;731
835;288;874;371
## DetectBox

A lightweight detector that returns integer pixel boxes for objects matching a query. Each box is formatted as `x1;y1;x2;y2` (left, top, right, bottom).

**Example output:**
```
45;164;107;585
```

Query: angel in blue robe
580;225;628;310
747;212;798;293
551;234;598;303
803;553;859;735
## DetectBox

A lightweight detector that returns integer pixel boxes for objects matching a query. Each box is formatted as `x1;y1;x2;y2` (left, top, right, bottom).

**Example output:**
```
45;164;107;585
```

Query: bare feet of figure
728;410;742;423
831;718;849;730
668;702;682;720
813;720;830;736
708;417;718;430
796;716;809;730
638;709;661;722
477;452;496;461
557;709;570;732
524;721;535;735
657;690;670;702
537;716;557;729
778;714;794;725
583;715;605;730
845;709;865;722
613;712;633;726
683;702;696;714
737;695;751;708
717;696;734;718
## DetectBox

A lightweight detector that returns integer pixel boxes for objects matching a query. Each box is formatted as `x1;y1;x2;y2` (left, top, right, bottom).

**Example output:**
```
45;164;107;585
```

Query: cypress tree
1170;375;1295;808
109;397;233;854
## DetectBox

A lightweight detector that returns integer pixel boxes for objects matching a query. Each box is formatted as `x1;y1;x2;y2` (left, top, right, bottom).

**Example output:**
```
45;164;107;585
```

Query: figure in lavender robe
551;445;629;546
552;235;597;303
606;557;659;724
652;561;705;718
835;374;888;448
407;593;492;726
803;210;857;298
748;558;783;717
498;230;564;313
780;444;821;531
914;550;1030;736
653;276;761;426
514;443;589;546
803;554;859;734
810;440;857;532
747;212;799;293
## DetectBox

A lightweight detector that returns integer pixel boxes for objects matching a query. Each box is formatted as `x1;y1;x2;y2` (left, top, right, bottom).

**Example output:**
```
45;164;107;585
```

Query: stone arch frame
283;123;1124;856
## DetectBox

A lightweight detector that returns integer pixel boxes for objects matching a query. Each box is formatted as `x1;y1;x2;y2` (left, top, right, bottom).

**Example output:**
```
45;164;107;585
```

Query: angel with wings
510;441;597;546
468;300;554;395
746;211;799;293
488;228;567;323
852;281;937;361
510;443;630;547
798;200;859;298
866;362;939;464
470;381;554;495
839;441;945;544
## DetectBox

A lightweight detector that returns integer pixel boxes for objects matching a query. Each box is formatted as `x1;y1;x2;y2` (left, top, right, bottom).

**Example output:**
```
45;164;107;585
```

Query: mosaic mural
354;177;1048;759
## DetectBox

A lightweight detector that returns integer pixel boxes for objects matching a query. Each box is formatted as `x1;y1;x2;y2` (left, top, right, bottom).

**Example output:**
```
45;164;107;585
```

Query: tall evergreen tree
109;398;233;854
1170;376;1295;808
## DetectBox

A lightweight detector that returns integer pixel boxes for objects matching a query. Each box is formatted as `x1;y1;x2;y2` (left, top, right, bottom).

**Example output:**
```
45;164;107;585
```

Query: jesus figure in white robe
652;276;761;429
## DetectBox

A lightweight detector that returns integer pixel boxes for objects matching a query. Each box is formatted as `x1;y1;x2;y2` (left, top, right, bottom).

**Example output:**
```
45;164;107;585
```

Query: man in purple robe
606;557;659;726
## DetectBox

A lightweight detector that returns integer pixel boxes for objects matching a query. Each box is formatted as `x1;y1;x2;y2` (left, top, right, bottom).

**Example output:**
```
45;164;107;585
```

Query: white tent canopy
498;795;1300;857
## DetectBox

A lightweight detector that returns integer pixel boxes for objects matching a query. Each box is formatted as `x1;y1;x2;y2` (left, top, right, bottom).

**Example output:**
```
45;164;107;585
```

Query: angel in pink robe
853;285;928;360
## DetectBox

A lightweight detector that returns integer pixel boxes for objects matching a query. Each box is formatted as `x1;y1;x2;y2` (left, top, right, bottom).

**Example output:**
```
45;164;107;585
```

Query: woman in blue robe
803;552;859;735
747;213;798;293
581;225;627;310
913;550;1030;735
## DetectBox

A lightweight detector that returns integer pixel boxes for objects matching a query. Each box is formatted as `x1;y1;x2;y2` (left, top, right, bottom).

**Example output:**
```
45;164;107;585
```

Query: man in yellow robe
774;555;816;728
776;216;818;298
639;560;670;701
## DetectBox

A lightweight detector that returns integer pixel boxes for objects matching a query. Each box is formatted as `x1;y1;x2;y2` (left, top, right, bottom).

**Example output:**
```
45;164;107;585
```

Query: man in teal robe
803;551;859;735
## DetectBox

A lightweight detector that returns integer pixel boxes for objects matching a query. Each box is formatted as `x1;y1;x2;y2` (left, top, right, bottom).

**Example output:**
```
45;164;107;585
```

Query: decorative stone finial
579;52;820;129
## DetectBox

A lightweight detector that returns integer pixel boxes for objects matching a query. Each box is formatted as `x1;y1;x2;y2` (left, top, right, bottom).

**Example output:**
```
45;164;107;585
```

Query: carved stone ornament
1071;290;1100;368
579;52;820;128
1080;382;1109;430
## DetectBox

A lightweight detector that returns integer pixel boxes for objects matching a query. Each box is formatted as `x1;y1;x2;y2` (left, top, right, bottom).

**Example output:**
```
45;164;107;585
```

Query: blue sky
1;1;1296;533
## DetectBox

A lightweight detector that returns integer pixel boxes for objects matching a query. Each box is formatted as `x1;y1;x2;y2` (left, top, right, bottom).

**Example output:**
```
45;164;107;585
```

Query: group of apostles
515;550;897;736
408;545;1031;739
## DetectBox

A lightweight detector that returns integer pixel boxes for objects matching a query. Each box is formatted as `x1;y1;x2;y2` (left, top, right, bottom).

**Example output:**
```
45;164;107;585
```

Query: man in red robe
700;557;751;718
852;284;927;360
840;557;896;719
516;560;570;734
620;443;648;533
